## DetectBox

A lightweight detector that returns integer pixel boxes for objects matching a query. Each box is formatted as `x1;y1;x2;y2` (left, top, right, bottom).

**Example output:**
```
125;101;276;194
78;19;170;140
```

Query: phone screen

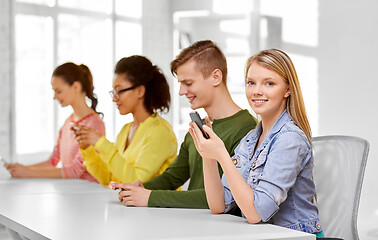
0;155;8;165
189;111;210;139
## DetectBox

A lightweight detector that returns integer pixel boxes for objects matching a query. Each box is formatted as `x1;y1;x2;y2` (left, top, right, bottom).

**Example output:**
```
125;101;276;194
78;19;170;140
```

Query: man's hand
118;185;151;207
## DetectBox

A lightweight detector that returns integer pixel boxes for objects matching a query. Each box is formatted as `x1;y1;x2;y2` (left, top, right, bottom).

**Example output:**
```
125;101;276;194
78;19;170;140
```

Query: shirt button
316;223;321;230
232;158;238;165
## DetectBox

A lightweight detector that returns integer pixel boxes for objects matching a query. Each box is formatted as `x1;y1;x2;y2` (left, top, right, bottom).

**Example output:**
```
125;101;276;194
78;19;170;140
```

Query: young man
112;40;257;208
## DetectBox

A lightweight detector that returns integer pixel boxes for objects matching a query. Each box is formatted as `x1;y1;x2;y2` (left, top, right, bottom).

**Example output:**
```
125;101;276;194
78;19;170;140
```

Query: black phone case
189;111;210;139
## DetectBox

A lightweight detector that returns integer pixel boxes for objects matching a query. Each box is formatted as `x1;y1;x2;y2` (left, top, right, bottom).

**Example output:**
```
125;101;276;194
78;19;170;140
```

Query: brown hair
115;55;170;114
246;49;312;145
170;40;228;84
52;62;102;117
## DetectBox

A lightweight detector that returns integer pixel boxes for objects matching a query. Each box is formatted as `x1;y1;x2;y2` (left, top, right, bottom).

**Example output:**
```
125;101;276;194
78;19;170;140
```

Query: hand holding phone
70;122;80;131
0;155;8;165
189;111;210;139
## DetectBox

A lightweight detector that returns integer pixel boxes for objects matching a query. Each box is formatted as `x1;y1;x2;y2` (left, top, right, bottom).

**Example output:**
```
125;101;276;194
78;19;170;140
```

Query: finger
203;125;217;138
189;123;202;153
118;190;130;202
124;199;134;206
118;192;124;202
133;180;143;187
111;181;125;190
118;190;130;201
190;122;205;141
77;125;89;130
189;122;199;143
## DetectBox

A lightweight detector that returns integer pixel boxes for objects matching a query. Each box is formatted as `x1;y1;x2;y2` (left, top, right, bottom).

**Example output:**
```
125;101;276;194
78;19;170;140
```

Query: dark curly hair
114;56;171;114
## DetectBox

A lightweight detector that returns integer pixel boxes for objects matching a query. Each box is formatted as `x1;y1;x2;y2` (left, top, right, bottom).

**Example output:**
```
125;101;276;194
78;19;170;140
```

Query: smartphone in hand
0;155;8;165
189;111;210;139
70;122;80;131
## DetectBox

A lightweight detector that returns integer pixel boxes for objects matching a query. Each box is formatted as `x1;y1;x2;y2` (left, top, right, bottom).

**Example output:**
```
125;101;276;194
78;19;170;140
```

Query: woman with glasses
6;62;105;182
74;56;177;186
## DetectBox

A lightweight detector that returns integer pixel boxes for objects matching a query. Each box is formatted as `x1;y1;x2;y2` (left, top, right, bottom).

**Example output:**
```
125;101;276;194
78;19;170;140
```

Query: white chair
312;135;369;240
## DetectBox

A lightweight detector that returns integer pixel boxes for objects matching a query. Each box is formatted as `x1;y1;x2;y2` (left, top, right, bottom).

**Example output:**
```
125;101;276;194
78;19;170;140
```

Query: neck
132;106;151;126
204;86;241;121
260;108;286;136
71;97;94;121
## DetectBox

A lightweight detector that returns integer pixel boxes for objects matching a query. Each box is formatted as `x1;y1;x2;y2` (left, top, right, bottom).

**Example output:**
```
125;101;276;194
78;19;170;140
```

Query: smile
187;96;195;103
253;100;268;103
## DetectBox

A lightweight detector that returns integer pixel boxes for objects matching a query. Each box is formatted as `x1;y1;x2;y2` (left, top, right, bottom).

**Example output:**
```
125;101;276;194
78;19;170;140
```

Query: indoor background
0;0;377;239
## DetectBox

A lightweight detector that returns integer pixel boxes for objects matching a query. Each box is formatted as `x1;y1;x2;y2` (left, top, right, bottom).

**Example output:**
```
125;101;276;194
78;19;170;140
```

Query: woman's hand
73;125;103;149
5;163;32;178
189;116;229;163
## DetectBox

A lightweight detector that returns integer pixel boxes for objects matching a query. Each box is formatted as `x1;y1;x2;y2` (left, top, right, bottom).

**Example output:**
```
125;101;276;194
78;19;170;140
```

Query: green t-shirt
143;109;257;209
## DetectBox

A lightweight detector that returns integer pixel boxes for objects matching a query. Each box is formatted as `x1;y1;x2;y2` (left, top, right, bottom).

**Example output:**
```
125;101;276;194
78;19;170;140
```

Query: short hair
115;55;170;114
170;40;228;84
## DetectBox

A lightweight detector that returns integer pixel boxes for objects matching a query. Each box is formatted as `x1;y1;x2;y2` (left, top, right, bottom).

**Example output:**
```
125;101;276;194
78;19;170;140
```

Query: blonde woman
189;49;324;237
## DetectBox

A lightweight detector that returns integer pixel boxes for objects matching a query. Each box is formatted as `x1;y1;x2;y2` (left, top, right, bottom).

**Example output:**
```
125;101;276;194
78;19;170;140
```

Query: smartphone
189;111;210;139
70;122;80;131
0;155;8;165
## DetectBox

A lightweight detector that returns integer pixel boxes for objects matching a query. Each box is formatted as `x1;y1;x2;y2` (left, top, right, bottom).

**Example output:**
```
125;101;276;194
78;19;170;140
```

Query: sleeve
87;115;106;136
144;133;213;209
95;125;176;183
47;128;62;167
143;133;190;190
81;146;115;185
61;150;87;179
222;135;250;213
62;115;106;179
253;132;310;222
148;189;208;209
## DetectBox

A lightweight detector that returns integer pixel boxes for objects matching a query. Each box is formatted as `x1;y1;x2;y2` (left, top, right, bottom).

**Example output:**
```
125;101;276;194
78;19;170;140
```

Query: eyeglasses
109;85;138;99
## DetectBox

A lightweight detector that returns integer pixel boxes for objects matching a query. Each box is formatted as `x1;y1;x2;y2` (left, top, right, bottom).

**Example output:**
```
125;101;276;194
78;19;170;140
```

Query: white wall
142;0;174;122
317;0;378;237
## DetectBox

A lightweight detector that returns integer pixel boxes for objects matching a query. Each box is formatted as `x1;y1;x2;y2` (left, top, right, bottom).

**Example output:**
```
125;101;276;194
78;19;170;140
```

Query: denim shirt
222;110;322;233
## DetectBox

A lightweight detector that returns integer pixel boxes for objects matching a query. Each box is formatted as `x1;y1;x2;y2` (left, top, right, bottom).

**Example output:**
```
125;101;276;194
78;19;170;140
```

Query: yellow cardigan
81;114;177;186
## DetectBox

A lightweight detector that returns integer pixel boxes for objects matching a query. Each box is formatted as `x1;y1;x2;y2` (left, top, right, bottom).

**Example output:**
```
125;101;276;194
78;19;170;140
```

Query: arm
218;154;261;223
251;132;310;223
81;146;114;185
7;128;64;178
202;158;225;213
189;121;260;222
143;134;190;190
28;161;52;168
189;117;225;213
6;164;63;178
101;126;176;183
115;132;209;209
116;183;209;209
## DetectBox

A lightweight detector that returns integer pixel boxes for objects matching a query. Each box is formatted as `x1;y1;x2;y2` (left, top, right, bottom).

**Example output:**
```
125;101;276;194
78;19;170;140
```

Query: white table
0;178;315;240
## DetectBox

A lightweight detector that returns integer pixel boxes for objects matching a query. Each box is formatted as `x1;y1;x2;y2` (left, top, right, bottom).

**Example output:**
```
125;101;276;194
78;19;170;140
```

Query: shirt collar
246;110;292;143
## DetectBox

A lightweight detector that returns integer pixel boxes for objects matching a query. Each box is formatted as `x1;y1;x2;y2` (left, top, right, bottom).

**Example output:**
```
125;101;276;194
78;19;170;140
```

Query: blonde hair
245;49;312;146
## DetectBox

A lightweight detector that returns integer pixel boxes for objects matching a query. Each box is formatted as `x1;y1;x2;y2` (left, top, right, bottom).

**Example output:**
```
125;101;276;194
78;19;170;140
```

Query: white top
0;178;315;240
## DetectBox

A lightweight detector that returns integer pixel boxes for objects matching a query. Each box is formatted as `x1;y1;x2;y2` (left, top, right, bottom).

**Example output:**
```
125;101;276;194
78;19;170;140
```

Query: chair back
312;135;369;240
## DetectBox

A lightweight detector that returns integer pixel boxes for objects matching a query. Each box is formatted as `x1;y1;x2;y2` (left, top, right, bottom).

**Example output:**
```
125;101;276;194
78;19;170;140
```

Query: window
13;0;142;162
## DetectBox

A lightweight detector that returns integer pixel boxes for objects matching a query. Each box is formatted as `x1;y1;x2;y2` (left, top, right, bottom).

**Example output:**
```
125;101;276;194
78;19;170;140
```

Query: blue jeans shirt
223;110;322;233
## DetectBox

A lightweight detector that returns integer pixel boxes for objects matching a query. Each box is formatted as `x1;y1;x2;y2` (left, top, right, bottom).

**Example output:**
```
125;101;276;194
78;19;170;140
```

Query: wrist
217;149;231;165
